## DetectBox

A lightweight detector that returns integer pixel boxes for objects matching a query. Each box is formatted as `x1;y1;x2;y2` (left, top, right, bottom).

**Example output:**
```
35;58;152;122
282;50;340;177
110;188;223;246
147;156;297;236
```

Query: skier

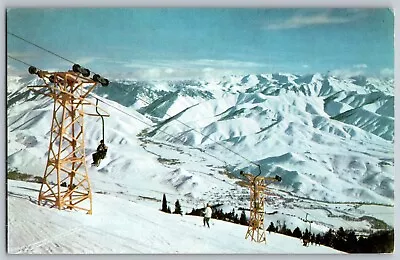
302;232;310;247
92;140;108;167
203;203;212;228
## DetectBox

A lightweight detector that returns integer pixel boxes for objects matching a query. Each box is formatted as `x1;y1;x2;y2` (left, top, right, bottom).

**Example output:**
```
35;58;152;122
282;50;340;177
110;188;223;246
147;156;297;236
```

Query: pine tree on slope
174;199;182;215
161;194;168;213
239;210;247;225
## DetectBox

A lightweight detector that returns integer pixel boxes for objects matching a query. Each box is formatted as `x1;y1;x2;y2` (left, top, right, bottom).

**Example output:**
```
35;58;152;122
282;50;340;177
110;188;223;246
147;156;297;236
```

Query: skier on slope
203;203;212;228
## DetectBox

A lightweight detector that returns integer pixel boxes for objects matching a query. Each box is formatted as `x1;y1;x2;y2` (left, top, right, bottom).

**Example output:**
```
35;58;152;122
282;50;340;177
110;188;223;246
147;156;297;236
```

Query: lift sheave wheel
28;66;38;75
93;74;109;86
81;68;90;77
72;64;91;77
72;64;81;73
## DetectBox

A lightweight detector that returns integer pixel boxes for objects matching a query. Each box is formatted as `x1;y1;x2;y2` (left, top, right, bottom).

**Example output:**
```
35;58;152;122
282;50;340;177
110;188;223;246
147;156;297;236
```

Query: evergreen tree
357;236;369;253
310;233;316;245
303;228;311;240
346;231;358;253
280;221;288;234
174;199;182;215
220;209;226;220
234;214;239;224
214;209;222;220
167;206;171;213
161;194;168;213
293;227;302;238
323;228;334;247
302;228;311;246
267;222;276;233
239;210;247;225
366;229;394;253
315;233;322;245
219;209;224;220
333;227;347;251
285;228;293;237
276;220;281;231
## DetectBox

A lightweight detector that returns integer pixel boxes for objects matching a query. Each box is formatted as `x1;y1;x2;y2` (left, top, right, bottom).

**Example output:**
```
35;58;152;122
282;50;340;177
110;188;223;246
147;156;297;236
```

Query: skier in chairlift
92;140;108;167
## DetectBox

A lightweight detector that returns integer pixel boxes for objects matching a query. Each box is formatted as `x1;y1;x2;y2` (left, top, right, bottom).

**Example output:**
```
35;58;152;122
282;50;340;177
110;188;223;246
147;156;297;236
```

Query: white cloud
302;64;309;68
7;51;41;60
328;68;365;78
6;55;269;81
265;11;364;30
111;67;255;81
123;59;267;70
7;64;21;75
380;68;394;77
74;57;99;66
116;59;268;80
353;64;368;69
202;67;214;72
188;59;266;68
165;68;174;74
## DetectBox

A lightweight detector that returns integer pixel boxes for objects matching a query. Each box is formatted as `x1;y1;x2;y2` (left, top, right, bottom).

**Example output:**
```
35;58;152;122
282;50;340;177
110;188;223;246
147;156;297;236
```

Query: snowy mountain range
6;71;394;253
92;73;394;203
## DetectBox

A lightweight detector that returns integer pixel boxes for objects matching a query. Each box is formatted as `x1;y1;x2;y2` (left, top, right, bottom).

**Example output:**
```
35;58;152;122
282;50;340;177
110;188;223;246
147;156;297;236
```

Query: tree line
161;194;246;224
266;221;393;253
160;194;393;253
161;194;182;215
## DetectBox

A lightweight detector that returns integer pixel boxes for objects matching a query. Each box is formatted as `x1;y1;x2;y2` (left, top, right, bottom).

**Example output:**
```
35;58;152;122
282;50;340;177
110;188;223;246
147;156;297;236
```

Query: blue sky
7;8;394;80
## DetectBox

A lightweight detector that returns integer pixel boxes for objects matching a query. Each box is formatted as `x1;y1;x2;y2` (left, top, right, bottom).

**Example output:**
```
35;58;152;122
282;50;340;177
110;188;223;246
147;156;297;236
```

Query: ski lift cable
9;63;373;234
113;84;260;169
7;31;260;172
10;36;388;223
8;31;105;81
91;96;228;166
7;55;35;67
8;39;388;233
8;37;281;214
7;55;229;168
290;190;358;231
273;187;354;231
271;186;393;232
7;32;76;65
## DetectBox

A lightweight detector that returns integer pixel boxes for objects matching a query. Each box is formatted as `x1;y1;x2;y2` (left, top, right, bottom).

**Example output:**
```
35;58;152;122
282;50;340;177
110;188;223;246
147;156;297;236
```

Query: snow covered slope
6;72;394;254
143;75;394;205
7;180;343;254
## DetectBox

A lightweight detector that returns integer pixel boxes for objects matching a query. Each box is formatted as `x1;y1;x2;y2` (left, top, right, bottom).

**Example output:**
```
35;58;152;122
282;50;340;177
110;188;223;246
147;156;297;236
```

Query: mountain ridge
7;72;394;207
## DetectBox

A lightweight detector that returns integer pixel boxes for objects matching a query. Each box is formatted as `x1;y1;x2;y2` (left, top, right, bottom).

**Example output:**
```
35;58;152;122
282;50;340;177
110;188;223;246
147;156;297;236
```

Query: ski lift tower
240;170;281;243
28;65;109;214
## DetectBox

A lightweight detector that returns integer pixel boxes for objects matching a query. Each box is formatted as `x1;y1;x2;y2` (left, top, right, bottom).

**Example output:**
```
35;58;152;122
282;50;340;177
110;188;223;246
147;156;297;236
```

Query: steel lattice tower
241;172;281;243
29;68;108;214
